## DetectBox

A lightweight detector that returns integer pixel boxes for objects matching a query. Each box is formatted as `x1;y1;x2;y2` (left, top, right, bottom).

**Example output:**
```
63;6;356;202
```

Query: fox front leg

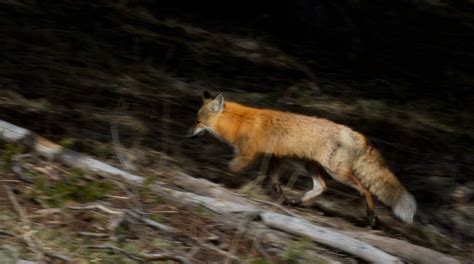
229;151;256;173
267;156;283;195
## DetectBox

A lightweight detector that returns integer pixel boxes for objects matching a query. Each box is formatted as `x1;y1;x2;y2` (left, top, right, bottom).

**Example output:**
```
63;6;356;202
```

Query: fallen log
149;185;402;263
151;184;261;214
342;231;460;264
0;120;34;144
171;166;462;264
260;211;403;263
215;215;344;264
171;171;254;206
0;120;144;183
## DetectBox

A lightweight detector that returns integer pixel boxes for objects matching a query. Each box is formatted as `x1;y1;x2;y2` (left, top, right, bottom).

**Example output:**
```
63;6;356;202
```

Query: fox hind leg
301;163;327;203
364;191;378;228
346;174;378;228
330;168;379;228
284;162;327;205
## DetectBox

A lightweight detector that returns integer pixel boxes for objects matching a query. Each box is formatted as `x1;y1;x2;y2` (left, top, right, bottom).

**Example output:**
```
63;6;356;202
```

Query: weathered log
58;149;143;183
173;170;462;264
18;260;37;264
170;171;256;206
0;120;144;183
260;211;403;263
0;120;33;144
148;183;403;262
342;231;461;264
150;184;261;214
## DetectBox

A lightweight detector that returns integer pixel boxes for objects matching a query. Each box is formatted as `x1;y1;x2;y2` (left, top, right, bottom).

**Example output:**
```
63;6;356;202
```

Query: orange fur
188;93;417;223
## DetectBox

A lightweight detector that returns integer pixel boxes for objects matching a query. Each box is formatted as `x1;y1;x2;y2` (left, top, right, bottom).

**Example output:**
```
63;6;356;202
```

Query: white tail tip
393;192;417;223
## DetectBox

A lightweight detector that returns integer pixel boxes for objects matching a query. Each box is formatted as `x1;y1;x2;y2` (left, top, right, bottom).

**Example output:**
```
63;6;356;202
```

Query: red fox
187;91;416;226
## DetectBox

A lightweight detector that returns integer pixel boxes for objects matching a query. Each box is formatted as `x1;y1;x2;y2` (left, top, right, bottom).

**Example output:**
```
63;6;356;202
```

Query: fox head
186;90;225;138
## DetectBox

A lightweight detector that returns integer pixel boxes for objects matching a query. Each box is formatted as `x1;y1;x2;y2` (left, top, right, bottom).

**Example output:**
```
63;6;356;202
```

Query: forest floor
0;140;472;263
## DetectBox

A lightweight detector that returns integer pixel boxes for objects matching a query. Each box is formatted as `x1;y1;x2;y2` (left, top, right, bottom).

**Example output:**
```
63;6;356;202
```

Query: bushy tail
353;146;417;223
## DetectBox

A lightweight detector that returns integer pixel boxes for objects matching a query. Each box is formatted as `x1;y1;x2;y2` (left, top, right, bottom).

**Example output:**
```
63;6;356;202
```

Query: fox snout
186;123;206;139
187;91;225;139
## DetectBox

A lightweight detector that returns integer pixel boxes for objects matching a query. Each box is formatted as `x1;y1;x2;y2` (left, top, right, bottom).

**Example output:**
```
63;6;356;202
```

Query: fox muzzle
186;125;206;139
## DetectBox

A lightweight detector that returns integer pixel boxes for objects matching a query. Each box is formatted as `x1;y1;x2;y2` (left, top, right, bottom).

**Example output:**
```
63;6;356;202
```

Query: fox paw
283;198;302;206
271;183;282;194
368;214;379;229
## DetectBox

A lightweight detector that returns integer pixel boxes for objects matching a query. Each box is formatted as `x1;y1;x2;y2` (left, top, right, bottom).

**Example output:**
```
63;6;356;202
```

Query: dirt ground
0;145;472;263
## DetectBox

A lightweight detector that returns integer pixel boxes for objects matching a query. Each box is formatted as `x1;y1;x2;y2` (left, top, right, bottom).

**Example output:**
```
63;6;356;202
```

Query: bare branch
253;237;273;262
260;211;403;263
110;178;144;214
78;232;109;238
111;100;137;172
0;228;71;262
107;211;126;232
4;185;28;223
66;203;123;215
87;243;191;264
126;210;178;233
0;229;16;237
243;195;302;218
11;153;34;183
224;214;256;264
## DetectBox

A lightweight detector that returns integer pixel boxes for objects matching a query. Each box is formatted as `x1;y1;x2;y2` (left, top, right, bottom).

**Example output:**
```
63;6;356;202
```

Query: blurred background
0;0;473;262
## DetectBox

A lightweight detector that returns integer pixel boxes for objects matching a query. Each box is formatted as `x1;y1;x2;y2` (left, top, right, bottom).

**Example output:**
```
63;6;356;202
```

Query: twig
18;260;38;264
2;192;45;261
67;202;177;233
244;195;302;218
159;101;170;167
253;237;273;262
28;232;71;262
87;243;191;264
21;233;43;259
11;153;34;183
126;210;240;261
0;229;16;237
107;211;126;232
197;241;241;262
0;179;22;183
105;194;130;200
131;211;240;261
140;253;191;263
224;213;258;264
111;99;136;172
78;232;109;238
33;208;62;216
128;209;240;261
149;210;178;214
1;229;71;262
66;203;123;215
87;243;138;261
110;178;144;214
185;246;200;259
4;185;28;223
126;210;178;233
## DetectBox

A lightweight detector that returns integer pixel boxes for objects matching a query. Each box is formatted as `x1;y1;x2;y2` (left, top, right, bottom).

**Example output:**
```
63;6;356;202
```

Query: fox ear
202;90;213;101
210;93;224;112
